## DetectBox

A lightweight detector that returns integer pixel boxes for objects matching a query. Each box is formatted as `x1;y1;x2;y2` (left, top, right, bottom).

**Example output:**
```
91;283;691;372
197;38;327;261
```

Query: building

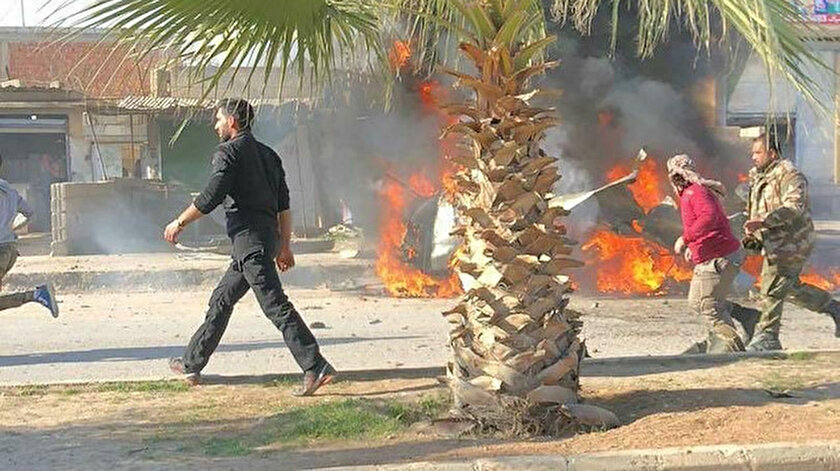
0;27;333;249
725;6;840;216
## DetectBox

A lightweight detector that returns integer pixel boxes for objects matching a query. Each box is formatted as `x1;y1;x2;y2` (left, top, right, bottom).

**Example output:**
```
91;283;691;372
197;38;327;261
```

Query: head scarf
667;154;726;198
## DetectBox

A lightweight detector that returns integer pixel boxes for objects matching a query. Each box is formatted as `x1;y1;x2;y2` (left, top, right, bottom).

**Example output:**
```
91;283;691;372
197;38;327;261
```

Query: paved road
2;286;838;386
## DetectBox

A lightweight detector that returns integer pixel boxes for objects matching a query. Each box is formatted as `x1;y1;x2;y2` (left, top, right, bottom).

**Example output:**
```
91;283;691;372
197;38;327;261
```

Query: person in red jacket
668;154;760;353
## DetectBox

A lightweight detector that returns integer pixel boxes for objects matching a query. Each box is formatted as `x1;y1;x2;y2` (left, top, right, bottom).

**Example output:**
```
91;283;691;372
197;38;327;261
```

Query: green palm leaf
58;0;383;99
54;0;828;110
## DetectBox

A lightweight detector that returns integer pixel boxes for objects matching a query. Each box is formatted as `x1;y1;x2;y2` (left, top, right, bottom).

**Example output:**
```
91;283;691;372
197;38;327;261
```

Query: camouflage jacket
747;158;815;265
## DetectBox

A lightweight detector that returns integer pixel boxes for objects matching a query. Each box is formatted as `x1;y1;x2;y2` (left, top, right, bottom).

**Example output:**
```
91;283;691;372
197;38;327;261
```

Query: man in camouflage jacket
743;134;840;351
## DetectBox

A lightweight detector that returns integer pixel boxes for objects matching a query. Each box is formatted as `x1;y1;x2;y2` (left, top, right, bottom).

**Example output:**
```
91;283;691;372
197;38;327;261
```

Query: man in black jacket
164;99;334;394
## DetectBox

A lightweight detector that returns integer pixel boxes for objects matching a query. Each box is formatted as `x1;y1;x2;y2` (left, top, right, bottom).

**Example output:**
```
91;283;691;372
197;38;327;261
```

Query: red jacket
678;183;740;264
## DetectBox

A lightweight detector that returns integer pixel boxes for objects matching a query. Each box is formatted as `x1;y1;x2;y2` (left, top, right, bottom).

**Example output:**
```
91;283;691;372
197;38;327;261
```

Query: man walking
0;154;59;317
164;99;334;394
742;134;840;351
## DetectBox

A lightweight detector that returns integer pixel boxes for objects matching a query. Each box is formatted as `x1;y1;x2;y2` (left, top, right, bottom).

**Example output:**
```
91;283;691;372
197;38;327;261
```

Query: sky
0;0;86;27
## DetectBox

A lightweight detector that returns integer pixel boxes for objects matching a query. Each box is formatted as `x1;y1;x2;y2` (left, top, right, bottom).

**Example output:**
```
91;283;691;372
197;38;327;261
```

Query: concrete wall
51;179;191;255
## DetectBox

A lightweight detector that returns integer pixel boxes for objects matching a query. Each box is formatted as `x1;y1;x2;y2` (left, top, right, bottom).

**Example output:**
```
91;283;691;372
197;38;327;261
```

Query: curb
3;262;371;292
325;441;840;470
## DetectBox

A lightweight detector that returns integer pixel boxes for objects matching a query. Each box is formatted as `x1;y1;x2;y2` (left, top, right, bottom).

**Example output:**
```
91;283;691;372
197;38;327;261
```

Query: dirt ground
1;352;837;470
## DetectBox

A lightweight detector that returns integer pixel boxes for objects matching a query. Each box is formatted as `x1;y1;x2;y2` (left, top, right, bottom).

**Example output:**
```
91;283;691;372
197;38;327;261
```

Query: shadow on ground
0;336;422;368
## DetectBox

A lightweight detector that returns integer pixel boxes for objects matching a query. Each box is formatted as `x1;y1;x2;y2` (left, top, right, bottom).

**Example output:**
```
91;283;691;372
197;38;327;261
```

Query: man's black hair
755;132;781;155
217;98;255;131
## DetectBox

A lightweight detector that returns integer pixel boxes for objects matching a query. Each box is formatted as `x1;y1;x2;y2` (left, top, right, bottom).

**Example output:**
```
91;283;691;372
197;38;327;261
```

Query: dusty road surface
1;287;838;385
0;352;837;470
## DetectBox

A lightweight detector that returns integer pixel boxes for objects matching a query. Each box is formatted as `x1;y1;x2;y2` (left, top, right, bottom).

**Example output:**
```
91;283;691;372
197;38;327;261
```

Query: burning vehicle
386;148;838;298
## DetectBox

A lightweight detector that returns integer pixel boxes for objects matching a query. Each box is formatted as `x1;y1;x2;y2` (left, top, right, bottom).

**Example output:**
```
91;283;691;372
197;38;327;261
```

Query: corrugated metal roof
117;96;210;111
117;96;307;112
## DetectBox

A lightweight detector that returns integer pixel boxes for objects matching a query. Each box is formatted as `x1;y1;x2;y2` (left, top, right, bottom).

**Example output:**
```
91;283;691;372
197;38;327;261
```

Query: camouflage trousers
687;252;746;352
756;259;834;336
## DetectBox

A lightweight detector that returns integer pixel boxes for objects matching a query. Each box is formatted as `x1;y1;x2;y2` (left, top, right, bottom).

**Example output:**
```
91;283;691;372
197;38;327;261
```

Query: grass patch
787;351;816;362
2;385;50;397
203;437;252;457
1;380;189;397
274;399;404;441
95;381;190;394
270;395;449;442
761;371;806;392
197;394;449;456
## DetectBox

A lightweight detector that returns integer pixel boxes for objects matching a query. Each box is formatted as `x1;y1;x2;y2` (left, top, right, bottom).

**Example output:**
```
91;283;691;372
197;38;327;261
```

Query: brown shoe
169;357;201;386
295;362;336;397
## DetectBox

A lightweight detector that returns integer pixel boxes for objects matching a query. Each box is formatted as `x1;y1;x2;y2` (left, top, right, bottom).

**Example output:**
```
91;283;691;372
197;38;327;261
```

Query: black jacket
194;131;291;237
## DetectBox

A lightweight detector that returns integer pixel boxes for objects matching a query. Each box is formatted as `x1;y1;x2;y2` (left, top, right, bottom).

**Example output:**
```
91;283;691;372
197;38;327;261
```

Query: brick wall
7;41;155;98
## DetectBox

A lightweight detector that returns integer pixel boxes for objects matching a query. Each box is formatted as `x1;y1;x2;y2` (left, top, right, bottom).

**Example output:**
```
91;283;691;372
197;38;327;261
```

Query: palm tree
61;0;823;105
62;0;825;433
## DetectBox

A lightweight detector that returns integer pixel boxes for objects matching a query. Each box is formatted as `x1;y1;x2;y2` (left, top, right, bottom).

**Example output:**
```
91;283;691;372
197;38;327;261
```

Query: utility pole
20;0;26;27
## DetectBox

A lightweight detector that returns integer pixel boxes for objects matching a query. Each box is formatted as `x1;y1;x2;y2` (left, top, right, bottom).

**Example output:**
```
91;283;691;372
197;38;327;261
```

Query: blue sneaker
33;284;59;318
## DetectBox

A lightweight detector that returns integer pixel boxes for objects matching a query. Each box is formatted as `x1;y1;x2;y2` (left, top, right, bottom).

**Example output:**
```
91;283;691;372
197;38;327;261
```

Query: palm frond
553;0;830;110
387;0;548;74
56;0;384;100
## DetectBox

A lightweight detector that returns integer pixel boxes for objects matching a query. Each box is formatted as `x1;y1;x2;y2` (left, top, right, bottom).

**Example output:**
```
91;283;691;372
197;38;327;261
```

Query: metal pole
292;102;309;237
86;112;108;181
20;0;25;27
129;114;136;177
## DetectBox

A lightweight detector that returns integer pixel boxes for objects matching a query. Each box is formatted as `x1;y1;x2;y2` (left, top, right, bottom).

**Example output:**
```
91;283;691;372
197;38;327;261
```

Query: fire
581;154;837;298
742;255;763;277
606;158;665;214
375;175;462;298
738;172;750;183
739;255;839;292
389;40;412;70
582;230;692;295
800;271;840;291
581;157;686;295
418;80;444;109
372;67;464;298
408;173;435;197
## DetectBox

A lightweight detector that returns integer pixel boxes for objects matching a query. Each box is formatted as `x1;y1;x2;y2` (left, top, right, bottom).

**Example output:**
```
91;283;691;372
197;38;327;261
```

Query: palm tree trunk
440;30;592;434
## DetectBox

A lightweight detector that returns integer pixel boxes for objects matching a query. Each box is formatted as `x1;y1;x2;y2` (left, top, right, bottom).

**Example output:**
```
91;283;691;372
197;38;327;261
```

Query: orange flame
375;175;462;298
607;158;664;214
737;172;750;183
389;40;412;70
742;255;763;277
372;72;464;298
418;80;444;110
800;271;840;291
582;230;692;295
408;173;435;197
738;255;838;292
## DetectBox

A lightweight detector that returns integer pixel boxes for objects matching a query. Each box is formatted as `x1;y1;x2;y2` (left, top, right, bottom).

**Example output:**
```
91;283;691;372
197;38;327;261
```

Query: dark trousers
0;291;32;311
181;229;324;374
